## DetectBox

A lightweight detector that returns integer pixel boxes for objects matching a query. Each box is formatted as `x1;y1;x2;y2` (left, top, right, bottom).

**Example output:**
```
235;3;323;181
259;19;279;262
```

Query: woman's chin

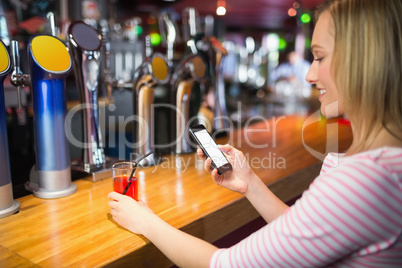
320;101;344;118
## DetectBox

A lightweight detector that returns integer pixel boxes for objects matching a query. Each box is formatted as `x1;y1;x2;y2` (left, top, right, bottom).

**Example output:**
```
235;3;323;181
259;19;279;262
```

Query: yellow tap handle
30;35;71;73
0;42;10;74
151;56;169;82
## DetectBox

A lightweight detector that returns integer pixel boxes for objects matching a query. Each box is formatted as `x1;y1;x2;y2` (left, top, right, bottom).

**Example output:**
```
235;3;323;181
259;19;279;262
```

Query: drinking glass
112;162;138;200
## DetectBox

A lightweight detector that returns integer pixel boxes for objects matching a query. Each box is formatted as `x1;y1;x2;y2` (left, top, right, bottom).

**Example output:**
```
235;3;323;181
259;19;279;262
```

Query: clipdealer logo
64;100;343;171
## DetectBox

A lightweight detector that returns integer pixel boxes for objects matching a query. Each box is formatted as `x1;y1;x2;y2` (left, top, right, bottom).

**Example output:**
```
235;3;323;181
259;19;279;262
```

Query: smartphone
189;124;232;175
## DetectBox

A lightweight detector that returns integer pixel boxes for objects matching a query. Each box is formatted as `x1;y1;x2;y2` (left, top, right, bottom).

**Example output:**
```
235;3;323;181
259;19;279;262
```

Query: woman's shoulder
322;147;402;173
349;146;402;158
342;147;402;175
316;147;402;199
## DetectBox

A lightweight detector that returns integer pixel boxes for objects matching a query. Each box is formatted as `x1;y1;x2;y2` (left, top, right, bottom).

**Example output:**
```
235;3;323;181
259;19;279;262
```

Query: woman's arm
108;192;217;267
243;172;289;222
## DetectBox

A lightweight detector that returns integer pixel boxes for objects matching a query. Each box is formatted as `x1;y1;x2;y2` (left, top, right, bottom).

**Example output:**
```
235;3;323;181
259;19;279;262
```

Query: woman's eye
314;58;323;62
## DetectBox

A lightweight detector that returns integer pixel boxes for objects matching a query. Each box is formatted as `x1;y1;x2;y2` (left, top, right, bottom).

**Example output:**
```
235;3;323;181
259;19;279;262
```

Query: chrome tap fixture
183;9;230;135
165;7;209;154
100;21;166;165
11;37;76;199
132;52;170;166
68;20;116;182
158;11;180;62
182;7;202;42
102;18;144;92
171;54;207;154
10;41;29;109
0;40;20;218
209;35;230;133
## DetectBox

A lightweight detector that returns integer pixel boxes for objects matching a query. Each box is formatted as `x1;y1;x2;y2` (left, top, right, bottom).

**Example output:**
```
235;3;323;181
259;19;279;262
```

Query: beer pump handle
10;40;31;108
47;12;57;37
10;41;23;108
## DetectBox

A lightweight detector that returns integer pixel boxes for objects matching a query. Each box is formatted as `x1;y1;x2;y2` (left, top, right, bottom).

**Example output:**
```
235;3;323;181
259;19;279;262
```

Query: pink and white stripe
210;147;402;267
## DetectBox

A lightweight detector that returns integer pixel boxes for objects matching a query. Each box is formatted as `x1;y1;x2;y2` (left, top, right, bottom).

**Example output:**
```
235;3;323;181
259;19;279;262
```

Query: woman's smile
318;88;327;101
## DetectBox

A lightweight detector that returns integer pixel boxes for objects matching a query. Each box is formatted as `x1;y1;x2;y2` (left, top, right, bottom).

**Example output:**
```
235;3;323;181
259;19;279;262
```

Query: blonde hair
316;0;402;150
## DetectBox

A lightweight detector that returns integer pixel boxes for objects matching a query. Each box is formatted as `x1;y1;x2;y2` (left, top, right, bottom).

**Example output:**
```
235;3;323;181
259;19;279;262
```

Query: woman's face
306;11;344;117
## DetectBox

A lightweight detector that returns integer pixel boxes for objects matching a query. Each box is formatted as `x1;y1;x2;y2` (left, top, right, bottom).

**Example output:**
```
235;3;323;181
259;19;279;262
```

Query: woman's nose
305;62;317;85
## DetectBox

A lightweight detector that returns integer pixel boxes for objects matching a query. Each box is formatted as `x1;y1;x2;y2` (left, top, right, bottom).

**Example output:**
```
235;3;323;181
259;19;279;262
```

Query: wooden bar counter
0;113;352;267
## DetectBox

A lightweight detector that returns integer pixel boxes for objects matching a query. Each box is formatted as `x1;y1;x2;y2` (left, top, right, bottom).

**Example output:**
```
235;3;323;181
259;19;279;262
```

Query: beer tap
0;40;20;218
131;37;170;166
183;9;230;135
68;20;117;182
47;12;57;37
10;41;28;108
101;18;144;92
10;36;76;198
99;19;113;99
209;35;230;134
99;19;171;165
167;7;209;154
182;7;201;42
158;11;180;62
171;53;207;154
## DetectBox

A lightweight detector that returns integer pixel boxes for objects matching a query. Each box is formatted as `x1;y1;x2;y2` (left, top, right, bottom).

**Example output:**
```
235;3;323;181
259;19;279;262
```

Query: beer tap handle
188;8;199;36
159;12;179;62
47;12;57;37
10;41;21;75
182;7;201;41
100;19;113;99
10;41;23;108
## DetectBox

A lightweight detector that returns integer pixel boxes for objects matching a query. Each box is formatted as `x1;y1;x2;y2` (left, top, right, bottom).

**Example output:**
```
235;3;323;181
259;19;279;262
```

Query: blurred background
1;0;323;197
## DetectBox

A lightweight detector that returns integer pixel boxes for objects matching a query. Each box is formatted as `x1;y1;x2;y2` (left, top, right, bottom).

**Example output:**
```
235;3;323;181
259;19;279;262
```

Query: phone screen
193;129;229;168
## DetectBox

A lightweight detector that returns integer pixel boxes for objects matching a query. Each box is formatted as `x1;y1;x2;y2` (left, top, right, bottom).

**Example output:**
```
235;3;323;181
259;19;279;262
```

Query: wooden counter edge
0;245;40;268
103;162;322;268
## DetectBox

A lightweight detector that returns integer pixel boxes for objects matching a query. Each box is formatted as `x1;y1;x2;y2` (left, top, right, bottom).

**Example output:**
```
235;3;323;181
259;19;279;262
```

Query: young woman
108;0;402;266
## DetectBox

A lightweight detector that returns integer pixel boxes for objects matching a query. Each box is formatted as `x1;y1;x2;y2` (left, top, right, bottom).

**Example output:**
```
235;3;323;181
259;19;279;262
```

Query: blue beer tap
0;40;20;218
11;36;76;199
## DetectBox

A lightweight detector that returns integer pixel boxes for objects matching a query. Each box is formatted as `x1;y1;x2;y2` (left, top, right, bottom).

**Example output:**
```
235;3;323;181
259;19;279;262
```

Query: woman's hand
108;192;156;235
108;192;218;267
197;144;257;194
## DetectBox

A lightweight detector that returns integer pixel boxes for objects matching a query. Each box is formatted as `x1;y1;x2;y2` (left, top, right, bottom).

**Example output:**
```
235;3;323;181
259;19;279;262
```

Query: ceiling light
288;8;297;17
216;0;226;16
216;6;226;16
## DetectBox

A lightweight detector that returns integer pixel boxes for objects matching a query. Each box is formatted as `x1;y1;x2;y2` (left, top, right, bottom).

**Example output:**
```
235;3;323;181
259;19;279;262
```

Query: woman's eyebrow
310;44;325;53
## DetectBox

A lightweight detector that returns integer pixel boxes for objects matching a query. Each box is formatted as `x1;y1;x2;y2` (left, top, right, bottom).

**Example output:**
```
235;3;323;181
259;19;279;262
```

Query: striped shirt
210;147;402;267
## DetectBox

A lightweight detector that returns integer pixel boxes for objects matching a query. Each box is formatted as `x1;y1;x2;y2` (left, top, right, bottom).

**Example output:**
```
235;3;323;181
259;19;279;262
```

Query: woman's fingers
110;208;118;217
217;144;235;155
108;191;122;201
198;144;237;173
108;199;118;210
196;148;206;160
204;157;214;173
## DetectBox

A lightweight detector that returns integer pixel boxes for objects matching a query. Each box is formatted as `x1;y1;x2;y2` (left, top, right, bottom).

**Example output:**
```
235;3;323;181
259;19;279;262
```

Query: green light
135;25;143;35
304;38;311;49
150;33;161;46
278;38;287;50
301;13;311;23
